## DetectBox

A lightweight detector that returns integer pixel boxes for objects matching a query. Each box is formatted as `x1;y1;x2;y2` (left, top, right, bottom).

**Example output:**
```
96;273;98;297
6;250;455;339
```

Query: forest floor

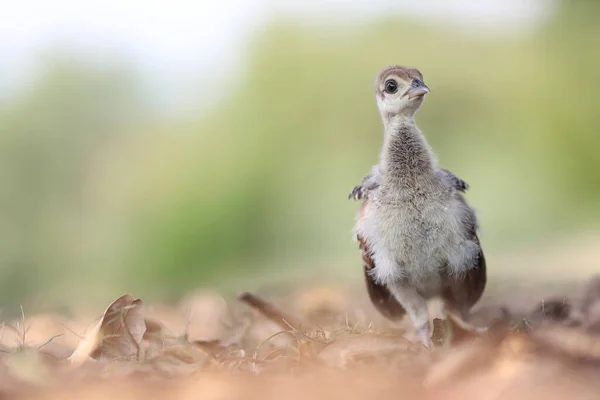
0;233;597;399
1;268;600;400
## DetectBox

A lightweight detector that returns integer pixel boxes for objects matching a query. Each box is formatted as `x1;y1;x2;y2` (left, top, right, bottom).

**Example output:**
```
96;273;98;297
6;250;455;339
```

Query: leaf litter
2;277;600;399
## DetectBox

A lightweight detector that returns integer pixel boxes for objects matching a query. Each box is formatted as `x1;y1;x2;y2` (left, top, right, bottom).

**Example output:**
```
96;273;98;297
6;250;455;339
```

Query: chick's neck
380;116;435;186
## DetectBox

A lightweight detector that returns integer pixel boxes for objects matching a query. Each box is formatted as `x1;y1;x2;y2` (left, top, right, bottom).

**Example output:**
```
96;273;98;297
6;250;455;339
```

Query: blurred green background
0;0;599;311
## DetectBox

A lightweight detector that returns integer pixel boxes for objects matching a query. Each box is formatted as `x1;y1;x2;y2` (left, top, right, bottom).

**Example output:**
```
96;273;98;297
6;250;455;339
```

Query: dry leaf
238;292;308;332
68;294;146;365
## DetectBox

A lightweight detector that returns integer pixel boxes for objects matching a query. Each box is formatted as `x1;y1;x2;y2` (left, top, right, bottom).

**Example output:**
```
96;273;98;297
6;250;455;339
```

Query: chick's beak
407;83;430;99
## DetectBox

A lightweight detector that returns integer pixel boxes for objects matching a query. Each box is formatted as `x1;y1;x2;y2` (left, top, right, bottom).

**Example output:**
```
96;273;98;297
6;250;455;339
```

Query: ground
1;265;600;400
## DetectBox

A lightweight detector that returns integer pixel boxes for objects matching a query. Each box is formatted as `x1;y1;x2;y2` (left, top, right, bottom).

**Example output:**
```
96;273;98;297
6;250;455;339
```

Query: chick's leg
388;284;431;347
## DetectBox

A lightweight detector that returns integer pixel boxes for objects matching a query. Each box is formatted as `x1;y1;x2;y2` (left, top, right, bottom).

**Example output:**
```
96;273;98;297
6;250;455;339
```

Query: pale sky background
0;0;555;112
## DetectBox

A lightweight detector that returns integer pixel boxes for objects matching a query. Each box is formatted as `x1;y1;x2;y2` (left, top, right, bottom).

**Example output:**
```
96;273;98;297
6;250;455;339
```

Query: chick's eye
384;80;398;94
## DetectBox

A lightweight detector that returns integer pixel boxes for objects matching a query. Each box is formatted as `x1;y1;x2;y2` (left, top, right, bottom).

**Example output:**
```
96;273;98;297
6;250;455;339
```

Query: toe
349;186;363;200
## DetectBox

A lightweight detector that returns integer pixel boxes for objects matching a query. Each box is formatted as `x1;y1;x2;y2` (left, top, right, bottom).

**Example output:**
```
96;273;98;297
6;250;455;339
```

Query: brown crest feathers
375;65;424;91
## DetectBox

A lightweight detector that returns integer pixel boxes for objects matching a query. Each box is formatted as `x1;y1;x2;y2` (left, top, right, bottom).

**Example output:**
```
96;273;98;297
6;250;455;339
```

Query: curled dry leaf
68;294;146;365
143;318;167;341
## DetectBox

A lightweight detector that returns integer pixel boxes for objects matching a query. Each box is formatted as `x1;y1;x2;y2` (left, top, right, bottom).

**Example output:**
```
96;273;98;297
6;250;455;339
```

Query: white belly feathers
355;189;477;292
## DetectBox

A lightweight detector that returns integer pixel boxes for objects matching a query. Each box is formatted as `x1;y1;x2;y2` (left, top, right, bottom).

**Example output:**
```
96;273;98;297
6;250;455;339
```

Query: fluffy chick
352;65;486;346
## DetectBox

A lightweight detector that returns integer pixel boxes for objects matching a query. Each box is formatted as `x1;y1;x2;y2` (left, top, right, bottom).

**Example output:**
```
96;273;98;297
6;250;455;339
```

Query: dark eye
384;79;398;94
411;79;422;88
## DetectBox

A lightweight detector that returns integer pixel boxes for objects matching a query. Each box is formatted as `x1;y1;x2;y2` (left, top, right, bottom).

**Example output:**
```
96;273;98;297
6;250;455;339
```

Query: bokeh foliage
0;1;598;308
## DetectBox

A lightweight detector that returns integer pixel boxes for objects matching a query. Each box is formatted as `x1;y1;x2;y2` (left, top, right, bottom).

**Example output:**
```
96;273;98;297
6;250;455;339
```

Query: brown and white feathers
350;65;486;346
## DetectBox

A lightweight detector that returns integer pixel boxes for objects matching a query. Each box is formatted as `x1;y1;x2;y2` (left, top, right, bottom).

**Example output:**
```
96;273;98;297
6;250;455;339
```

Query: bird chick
353;65;486;347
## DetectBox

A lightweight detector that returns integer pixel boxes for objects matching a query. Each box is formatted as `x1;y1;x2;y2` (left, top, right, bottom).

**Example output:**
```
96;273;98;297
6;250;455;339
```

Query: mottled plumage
350;65;486;346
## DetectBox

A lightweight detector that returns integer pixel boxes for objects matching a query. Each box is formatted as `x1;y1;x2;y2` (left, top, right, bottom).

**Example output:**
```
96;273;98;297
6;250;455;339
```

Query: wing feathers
442;234;487;315
358;234;406;321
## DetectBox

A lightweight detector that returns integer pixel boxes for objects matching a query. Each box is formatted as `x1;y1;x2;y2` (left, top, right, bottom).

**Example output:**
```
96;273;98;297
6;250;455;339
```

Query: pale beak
406;84;430;99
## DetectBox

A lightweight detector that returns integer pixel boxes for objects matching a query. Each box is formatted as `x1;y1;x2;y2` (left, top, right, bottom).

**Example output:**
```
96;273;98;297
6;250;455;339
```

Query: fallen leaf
68;294;146;365
238;292;308;332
